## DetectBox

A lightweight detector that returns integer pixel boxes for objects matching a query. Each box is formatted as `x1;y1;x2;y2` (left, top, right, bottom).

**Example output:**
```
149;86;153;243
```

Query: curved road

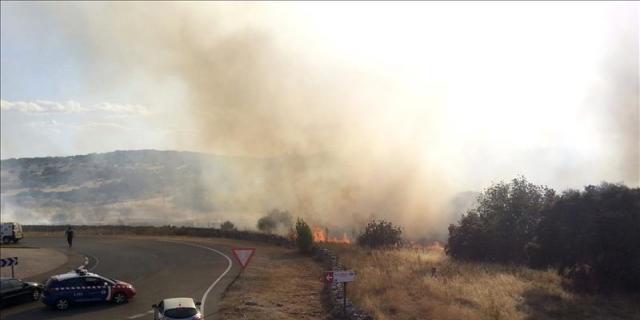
1;236;239;320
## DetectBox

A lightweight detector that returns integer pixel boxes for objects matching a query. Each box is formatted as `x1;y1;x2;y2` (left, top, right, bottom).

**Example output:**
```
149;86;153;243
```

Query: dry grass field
216;244;327;320
324;244;640;320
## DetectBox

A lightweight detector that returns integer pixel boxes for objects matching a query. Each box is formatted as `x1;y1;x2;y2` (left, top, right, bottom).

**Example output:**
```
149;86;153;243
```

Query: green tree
220;220;236;231
357;220;402;249
257;215;276;233
257;209;293;234
534;183;640;292
447;176;555;263
295;218;313;253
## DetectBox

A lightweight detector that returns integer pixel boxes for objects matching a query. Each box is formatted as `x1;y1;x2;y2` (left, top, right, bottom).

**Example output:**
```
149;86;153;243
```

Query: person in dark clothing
65;226;74;248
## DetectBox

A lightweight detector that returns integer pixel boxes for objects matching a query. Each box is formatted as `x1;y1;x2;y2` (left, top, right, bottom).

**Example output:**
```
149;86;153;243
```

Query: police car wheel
113;293;127;304
2;237;10;244
31;289;41;301
55;298;70;310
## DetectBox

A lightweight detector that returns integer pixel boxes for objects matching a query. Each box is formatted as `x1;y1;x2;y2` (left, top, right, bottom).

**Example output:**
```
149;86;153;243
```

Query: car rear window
164;307;197;318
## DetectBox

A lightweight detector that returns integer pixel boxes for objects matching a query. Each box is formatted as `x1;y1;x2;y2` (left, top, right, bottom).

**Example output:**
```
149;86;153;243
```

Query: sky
1;2;638;193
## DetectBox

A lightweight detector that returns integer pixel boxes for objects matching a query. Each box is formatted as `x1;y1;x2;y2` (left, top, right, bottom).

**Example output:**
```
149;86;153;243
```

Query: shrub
257;215;276;233
257;209;293;234
220;220;236;231
295;218;313;253
357;219;402;249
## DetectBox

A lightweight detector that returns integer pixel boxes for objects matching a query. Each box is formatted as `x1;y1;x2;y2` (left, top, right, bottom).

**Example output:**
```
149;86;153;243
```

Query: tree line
447;176;640;292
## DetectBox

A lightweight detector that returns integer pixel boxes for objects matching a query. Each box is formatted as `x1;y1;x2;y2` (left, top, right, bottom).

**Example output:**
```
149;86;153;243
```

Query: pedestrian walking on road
65;225;75;248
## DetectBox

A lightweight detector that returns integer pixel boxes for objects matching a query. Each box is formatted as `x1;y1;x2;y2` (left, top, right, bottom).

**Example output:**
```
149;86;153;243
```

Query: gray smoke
1;3;637;238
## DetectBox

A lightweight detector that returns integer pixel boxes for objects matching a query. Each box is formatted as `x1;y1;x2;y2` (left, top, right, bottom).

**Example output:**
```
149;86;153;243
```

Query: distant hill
1;150;478;237
0;150;283;226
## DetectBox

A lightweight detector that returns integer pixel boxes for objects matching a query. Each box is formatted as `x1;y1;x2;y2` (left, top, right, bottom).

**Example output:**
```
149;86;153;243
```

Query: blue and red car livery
41;268;136;310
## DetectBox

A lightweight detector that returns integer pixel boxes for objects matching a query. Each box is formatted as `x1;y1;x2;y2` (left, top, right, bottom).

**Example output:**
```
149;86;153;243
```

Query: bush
257;209;293;234
220;220;236;231
357;220;402;249
257;215;277;233
295;218;313;253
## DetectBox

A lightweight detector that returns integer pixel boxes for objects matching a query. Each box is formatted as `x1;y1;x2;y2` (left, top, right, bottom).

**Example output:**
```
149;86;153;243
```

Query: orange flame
312;226;351;244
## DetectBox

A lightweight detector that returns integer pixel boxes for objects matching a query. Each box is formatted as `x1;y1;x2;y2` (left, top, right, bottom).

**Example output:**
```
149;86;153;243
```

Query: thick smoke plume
2;3;637;237
70;2;458;237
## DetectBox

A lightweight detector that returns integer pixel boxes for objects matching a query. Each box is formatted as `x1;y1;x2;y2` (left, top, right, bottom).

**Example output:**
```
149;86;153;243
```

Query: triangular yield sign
232;248;256;268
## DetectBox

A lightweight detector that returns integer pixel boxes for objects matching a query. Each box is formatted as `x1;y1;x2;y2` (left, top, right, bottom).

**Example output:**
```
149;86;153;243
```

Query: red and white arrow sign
232;248;256;268
324;270;356;283
324;271;334;283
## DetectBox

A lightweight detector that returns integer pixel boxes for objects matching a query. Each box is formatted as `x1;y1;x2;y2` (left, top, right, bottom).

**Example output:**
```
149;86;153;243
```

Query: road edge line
159;240;233;317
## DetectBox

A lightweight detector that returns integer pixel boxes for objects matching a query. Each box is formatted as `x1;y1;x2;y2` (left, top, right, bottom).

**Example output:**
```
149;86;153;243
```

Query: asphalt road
0;236;239;320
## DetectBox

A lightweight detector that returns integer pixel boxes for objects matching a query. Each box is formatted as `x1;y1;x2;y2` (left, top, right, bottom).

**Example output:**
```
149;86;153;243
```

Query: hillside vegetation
325;177;639;319
448;178;640;293
0;150;317;226
326;244;640;320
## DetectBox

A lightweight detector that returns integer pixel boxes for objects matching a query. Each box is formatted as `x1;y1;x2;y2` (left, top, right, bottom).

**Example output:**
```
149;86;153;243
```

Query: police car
41;268;136;310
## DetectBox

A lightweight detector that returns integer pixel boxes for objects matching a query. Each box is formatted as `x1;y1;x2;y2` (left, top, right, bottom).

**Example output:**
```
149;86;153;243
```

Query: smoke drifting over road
1;3;638;236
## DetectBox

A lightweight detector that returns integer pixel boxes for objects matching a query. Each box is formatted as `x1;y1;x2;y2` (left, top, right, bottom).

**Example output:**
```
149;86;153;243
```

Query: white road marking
127;310;153;319
160;240;234;317
87;252;100;271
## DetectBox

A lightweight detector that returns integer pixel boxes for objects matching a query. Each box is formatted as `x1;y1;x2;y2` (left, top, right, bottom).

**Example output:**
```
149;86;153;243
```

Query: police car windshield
164;307;197;318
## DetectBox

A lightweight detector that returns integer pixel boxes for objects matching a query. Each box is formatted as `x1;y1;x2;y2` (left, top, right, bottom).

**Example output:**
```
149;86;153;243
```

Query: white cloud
78;122;133;131
94;102;151;115
0;99;150;115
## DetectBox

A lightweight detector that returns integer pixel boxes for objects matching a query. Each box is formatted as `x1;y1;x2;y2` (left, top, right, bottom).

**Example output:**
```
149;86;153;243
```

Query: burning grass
312;226;351;244
323;244;640;320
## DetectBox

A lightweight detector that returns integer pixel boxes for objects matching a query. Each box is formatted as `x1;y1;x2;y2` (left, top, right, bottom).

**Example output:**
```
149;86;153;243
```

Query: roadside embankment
190;237;328;320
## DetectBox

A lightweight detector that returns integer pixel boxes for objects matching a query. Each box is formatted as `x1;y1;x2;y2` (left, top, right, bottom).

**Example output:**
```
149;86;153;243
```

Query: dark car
0;277;43;306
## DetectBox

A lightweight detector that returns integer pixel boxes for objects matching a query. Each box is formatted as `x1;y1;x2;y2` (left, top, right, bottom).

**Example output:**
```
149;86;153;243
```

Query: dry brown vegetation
325;244;640;320
216;245;327;320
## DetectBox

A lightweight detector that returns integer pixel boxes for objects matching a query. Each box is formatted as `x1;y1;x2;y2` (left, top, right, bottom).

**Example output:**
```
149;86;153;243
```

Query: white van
1;222;24;244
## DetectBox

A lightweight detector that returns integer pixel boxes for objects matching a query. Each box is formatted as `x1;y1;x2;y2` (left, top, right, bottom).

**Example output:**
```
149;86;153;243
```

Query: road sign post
343;282;347;318
324;270;356;317
1;257;19;277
